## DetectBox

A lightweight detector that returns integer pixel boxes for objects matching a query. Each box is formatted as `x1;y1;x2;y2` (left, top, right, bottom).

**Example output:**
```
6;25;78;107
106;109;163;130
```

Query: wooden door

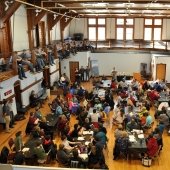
43;68;50;88
0;21;12;59
69;61;79;82
156;64;166;81
38;21;46;47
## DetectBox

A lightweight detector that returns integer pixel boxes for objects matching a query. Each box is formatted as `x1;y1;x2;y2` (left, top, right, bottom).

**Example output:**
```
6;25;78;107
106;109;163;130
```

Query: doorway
69;61;79;82
156;64;166;81
14;81;22;105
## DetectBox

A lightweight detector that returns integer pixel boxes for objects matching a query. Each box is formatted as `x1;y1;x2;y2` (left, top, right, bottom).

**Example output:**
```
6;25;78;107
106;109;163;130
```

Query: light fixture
35;9;42;16
65;17;68;22
53;13;58;20
70;10;77;13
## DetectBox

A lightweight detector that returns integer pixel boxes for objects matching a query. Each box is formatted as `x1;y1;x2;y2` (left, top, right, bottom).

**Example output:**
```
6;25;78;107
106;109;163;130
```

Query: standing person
2;100;11;133
75;68;80;84
7;98;15;128
14;131;23;152
79;66;85;82
111;67;117;81
85;66;90;81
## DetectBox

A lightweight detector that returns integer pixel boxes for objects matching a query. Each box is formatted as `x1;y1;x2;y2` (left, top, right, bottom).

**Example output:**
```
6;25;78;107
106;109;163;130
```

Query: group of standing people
75;66;90;83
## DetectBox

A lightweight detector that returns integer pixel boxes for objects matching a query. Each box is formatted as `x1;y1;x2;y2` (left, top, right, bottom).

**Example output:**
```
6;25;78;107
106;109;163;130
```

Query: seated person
25;112;39;134
113;131;129;160
57;144;70;165
33;141;47;163
69;124;82;140
142;112;153;129
69;148;84;168
126;118;139;131
0;57;7;71
61;135;80;153
34;106;43;120
88;145;106;169
47;47;55;66
19;49;35;73
29;90;43;108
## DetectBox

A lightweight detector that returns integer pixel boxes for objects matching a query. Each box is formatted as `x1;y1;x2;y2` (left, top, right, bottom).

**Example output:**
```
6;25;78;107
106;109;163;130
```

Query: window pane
126;28;133;40
89;27;96;40
126;19;133;25
144;28;152;40
89;18;96;25
98;18;105;25
117;18;124;25
154;19;162;25
117;28;124;40
145;19;152;25
98;27;105;40
154;28;161;40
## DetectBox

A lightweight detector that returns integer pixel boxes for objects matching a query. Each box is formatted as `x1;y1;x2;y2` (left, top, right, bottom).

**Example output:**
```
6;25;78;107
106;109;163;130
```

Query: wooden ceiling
23;0;170;18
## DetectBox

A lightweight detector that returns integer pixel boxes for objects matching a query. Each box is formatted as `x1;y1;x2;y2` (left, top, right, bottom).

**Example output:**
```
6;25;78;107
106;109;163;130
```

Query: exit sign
4;90;12;96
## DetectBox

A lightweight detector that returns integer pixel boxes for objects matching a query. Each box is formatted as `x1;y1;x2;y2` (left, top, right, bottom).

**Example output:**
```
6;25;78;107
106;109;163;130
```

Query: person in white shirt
88;109;100;128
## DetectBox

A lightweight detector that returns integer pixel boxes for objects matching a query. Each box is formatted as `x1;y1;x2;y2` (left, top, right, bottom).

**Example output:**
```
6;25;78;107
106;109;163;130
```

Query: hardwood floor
0;80;170;170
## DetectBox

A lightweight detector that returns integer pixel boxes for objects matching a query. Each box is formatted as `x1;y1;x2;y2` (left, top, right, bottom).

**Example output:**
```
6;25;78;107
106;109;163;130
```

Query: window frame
88;18;106;41
116;18;134;40
144;18;162;41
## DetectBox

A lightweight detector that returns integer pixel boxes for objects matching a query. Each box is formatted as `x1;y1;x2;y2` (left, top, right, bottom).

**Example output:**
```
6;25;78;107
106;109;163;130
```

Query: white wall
134;18;144;39
69;18;88;39
60;52;90;79
63;24;70;40
152;54;170;82
90;51;151;76
106;18;115;39
49;59;60;86
11;5;29;50
51;22;61;41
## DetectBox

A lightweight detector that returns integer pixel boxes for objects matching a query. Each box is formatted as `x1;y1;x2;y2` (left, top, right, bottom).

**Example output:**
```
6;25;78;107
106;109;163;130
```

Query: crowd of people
1;69;170;168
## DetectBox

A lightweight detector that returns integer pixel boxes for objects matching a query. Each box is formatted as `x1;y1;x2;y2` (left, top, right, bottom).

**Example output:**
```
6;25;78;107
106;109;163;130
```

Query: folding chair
70;160;79;168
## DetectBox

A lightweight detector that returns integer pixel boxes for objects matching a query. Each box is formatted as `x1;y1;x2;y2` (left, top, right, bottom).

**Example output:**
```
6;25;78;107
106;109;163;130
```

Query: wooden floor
0;80;170;170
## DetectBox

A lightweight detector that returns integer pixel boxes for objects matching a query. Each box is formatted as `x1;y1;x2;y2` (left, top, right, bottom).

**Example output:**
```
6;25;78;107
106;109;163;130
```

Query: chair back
70;160;79;168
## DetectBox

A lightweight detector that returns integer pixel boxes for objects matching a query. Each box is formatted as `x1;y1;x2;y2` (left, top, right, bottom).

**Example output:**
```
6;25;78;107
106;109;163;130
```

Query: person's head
121;131;128;138
93;109;97;113
91;145;96;154
131;118;136;124
118;124;123;130
61;135;67;141
74;123;79;130
35;106;40;111
85;118;89;123
59;144;64;150
30;112;34;117
15;131;22;137
36;141;42;147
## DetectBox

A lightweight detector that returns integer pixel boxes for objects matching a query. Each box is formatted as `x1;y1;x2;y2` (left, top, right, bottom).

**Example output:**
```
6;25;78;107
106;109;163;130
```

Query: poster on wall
90;60;99;76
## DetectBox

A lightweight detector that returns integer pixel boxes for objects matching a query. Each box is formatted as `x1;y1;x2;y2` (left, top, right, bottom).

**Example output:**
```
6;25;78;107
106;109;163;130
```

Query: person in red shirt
146;134;159;158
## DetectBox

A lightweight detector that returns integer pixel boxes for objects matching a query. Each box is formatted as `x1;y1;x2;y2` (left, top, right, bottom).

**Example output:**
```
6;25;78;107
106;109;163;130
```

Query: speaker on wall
73;33;84;41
